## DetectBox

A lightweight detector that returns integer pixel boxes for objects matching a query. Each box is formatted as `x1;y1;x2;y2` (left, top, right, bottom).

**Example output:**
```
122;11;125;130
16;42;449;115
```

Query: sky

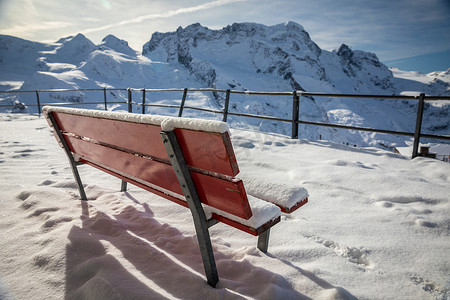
0;0;449;73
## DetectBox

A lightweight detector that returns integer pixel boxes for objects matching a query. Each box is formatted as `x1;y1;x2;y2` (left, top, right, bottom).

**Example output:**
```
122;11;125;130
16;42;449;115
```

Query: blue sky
0;0;449;73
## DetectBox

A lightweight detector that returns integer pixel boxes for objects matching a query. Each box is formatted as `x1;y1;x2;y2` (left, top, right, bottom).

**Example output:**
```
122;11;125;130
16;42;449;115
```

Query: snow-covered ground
0;113;449;299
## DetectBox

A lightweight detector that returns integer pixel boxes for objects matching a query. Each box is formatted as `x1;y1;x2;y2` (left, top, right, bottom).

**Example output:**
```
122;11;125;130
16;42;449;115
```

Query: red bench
43;106;308;287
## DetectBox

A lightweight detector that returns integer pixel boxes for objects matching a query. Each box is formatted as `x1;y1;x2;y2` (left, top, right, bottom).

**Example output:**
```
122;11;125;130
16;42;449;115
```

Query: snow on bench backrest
42;106;253;220
43;107;239;176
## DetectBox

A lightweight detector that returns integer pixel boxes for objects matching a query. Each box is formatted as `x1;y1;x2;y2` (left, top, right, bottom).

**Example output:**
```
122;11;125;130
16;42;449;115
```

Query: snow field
0;114;449;299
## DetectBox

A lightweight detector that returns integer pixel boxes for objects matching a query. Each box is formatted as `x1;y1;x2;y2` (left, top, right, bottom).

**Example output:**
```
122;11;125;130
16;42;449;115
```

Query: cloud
0;21;72;37
78;0;248;35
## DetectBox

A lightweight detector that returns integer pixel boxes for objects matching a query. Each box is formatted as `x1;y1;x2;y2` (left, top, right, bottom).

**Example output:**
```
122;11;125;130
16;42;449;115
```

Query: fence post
127;88;132;113
412;93;425;158
142;89;146;114
291;91;300;139
223;89;231;122
103;88;107;110
178;88;188;117
35;90;41;117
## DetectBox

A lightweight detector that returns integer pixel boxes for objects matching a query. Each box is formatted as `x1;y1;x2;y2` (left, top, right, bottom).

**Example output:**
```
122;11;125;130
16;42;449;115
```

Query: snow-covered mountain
0;21;449;148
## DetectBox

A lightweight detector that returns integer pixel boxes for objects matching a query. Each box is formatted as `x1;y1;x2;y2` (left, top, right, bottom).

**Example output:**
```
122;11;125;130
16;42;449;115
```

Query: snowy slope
0;35;53;88
141;22;449;147
0;21;449;149
0;113;449;299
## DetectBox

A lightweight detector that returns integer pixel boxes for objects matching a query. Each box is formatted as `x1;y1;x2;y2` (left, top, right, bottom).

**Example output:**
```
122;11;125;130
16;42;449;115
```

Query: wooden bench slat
65;135;181;190
52;112;239;177
64;135;253;219
190;172;252;219
211;213;281;236
82;158;191;209
280;197;308;213
174;129;239;177
52;112;168;159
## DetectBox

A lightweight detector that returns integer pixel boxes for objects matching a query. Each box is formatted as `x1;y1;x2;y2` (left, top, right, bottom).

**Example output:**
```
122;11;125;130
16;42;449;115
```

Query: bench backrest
43;107;253;220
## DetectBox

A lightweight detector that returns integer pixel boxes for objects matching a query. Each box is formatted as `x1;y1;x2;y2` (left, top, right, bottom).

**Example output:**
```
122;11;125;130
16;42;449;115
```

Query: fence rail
1;87;449;159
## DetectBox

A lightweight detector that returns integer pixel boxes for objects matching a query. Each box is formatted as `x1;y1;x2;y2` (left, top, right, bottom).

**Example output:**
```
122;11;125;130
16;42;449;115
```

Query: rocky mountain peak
97;35;136;56
336;44;353;59
50;33;95;65
56;33;94;48
142;21;327;89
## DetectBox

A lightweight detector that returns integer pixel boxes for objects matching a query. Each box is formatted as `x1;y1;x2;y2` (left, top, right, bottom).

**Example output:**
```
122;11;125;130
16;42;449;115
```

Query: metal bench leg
47;112;87;200
161;130;219;287
257;229;270;253
69;161;87;200
121;180;127;192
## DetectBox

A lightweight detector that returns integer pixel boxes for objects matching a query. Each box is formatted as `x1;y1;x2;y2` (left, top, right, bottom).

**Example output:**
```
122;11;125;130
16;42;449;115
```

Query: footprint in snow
39;179;55;186
28;207;59;218
414;219;438;228
238;141;255;149
42;217;74;231
17;191;32;201
329;159;376;169
11;152;31;158
377;196;439;205
375;197;446;232
306;234;373;268
409;273;449;299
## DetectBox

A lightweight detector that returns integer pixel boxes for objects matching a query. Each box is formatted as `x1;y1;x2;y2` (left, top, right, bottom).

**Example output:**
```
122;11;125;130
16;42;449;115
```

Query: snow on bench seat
205;195;281;233
239;171;309;213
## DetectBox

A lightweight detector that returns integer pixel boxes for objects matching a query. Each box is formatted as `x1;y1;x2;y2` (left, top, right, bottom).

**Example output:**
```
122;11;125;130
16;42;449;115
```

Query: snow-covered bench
43;106;308;287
